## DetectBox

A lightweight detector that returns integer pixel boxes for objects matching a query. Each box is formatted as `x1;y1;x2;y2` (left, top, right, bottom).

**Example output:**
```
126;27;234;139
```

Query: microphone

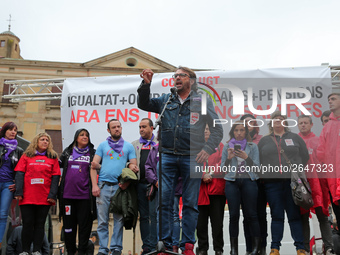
170;87;178;97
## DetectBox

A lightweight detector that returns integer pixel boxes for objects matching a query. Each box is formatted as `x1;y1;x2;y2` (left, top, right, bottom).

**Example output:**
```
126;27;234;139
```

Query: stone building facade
0;28;176;154
0;27;178;254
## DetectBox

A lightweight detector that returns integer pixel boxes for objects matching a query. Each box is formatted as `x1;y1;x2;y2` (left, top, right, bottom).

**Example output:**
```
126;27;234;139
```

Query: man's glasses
172;73;190;79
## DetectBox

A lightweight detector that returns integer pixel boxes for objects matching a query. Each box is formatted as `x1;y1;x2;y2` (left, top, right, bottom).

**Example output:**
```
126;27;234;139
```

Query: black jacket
0;144;24;169
258;131;309;181
0;144;24;179
109;168;138;230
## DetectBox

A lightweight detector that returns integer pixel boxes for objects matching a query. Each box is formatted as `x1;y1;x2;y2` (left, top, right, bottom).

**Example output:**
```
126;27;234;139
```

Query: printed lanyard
272;135;283;174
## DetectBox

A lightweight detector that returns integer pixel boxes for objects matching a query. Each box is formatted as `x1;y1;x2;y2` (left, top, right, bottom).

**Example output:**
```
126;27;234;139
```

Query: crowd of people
0;66;339;255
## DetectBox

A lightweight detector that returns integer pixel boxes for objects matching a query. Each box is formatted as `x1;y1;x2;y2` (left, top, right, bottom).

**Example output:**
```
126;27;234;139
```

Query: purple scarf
228;138;247;150
35;150;46;156
0;138;18;160
107;136;124;154
139;134;156;147
73;146;89;160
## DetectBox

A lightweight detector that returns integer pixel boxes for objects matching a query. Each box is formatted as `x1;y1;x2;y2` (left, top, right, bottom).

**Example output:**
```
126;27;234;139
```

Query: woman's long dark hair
240;114;260;139
0;122;18;138
227;120;252;142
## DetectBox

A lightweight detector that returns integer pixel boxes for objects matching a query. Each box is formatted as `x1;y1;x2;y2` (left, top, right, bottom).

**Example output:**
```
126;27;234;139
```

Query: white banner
61;66;332;149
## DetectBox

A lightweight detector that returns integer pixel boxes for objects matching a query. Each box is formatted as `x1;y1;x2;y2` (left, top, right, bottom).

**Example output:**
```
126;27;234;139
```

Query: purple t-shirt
63;152;90;199
0;156;13;182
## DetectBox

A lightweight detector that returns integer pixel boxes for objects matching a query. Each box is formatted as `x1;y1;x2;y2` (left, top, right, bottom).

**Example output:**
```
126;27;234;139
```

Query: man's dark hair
321;110;331;123
177;66;197;91
90;231;98;239
107;119;121;130
328;93;340;99
298;114;313;124
141;118;153;127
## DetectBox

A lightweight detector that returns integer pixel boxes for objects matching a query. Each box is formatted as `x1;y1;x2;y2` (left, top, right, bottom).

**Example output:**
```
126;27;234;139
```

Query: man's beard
112;133;122;140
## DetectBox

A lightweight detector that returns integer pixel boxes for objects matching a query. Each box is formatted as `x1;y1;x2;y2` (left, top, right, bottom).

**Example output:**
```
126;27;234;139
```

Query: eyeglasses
172;73;190;79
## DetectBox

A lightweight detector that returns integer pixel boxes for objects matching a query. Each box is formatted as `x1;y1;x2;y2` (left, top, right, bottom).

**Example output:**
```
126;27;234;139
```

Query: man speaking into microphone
137;67;223;255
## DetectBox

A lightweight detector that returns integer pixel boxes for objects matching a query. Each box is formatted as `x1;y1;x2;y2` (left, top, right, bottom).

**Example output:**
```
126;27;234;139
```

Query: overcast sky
1;0;340;70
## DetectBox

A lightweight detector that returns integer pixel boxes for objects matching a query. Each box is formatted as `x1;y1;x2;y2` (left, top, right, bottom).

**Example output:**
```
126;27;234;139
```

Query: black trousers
20;204;50;253
63;198;93;254
197;195;226;252
330;193;340;234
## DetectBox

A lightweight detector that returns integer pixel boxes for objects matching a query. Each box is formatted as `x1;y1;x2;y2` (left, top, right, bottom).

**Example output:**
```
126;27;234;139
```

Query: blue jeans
137;182;158;251
264;180;304;250
150;190;158;248
160;154;201;250
225;177;260;238
243;180;268;251
172;195;181;247
0;181;14;241
96;182;123;254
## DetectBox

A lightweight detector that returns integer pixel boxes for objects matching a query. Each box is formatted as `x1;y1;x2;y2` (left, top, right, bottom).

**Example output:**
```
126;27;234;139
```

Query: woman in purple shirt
58;129;96;255
0;122;23;250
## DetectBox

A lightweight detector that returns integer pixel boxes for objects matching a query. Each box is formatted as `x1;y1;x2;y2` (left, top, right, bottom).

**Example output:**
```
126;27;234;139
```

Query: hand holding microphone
170;87;178;98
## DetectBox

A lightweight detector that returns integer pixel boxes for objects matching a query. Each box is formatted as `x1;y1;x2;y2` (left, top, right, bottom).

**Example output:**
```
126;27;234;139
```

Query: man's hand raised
140;69;154;84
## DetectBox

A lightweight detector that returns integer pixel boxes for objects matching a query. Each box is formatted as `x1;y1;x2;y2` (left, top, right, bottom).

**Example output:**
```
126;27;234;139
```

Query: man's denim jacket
137;81;223;156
